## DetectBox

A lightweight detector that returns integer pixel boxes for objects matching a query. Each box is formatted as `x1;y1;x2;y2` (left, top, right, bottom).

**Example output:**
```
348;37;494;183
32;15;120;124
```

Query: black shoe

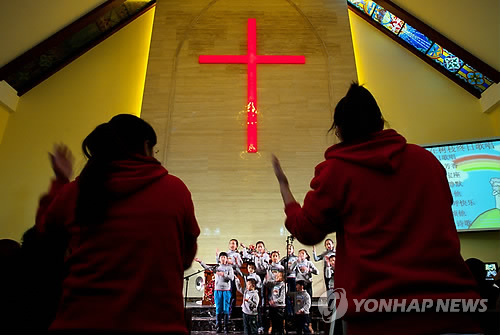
216;314;223;333
224;314;229;334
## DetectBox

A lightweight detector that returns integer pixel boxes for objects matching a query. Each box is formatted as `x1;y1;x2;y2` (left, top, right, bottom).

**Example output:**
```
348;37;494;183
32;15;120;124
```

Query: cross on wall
199;18;306;153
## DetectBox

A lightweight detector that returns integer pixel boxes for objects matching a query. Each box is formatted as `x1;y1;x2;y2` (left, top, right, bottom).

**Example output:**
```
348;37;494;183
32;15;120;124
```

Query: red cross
199;18;306;153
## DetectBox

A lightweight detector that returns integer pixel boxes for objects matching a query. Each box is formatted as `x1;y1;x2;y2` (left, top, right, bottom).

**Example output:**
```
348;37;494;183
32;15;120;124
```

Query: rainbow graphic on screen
453;154;500;230
454;154;500;172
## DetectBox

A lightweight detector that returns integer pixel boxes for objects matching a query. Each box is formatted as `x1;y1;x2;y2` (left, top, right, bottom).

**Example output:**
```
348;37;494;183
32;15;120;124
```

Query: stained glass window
372;4;404;35
457;64;494;93
347;0;376;16
346;0;497;97
426;43;464;73
399;23;433;54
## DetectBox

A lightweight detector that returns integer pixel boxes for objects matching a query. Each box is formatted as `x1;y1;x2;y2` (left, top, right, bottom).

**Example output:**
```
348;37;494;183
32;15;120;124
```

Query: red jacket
36;155;200;333
285;129;481;334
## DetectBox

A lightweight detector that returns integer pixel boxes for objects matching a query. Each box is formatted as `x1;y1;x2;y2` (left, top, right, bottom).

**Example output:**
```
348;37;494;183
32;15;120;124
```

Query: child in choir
218;239;243;317
292;249;318;300
241;243;256;263
269;251;285;273
251;241;270;281
312;239;335;292
217;239;243;273
242;241;269;334
294;280;312;335
268;252;288;333
195;253;234;333
246;262;262;290
280;244;298;319
236;278;260;335
250;241;269;334
245;262;264;333
324;255;335;291
264;270;286;335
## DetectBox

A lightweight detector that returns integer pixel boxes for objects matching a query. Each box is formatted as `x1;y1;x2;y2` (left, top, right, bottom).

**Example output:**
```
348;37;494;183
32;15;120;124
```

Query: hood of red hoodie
105;155;168;196
324;129;407;173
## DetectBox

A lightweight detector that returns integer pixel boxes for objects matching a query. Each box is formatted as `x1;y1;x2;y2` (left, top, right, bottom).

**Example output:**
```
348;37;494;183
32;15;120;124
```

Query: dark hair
247;262;256;268
298;249;310;261
465;258;486;285
324;238;334;247
75;114;157;231
296;280;306;287
219;252;228;258
229;239;239;247
271;250;280;257
256;241;265;247
247;278;257;288
329;82;384;142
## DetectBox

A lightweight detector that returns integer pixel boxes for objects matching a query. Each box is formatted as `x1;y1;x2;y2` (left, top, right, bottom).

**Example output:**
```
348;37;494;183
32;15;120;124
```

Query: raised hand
271;154;296;205
194;257;202;263
49;143;74;181
271;154;288;185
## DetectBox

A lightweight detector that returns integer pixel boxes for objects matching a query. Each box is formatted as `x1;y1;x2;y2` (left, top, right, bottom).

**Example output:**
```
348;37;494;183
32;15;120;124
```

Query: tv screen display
485;262;498;281
424;138;500;232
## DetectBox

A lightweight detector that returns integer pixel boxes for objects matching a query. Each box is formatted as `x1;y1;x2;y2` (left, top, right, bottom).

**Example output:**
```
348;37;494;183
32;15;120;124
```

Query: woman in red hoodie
272;83;482;335
36;114;200;333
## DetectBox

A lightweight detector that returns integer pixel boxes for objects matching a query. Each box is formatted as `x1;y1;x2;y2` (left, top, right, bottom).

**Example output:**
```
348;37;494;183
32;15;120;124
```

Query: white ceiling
0;0;498;70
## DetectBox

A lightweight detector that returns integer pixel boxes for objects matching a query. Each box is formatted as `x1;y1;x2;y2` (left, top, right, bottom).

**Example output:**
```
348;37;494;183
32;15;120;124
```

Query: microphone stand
184;269;205;309
285;235;294;332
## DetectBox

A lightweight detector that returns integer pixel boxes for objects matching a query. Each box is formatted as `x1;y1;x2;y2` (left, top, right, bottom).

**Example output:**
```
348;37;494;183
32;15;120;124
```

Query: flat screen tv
485;262;498;281
423;138;500;232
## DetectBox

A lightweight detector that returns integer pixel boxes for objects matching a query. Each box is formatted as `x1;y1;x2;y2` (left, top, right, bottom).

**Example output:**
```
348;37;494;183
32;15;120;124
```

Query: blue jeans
214;290;231;315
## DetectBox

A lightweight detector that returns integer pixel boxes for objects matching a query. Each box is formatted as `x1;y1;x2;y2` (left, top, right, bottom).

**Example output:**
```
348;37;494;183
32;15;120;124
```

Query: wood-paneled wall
142;0;357;297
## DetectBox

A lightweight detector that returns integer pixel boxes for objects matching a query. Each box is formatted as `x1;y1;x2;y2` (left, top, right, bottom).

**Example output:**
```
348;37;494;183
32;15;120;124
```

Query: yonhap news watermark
351;298;488;313
318;288;488;323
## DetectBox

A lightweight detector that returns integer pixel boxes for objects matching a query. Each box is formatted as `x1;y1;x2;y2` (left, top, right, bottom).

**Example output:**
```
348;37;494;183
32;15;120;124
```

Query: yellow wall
349;11;500;264
0;104;9;145
0;8;155;240
487;103;500;135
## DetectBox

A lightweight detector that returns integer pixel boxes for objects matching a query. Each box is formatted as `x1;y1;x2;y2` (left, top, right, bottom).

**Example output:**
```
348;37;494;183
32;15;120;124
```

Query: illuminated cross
199;18;306;153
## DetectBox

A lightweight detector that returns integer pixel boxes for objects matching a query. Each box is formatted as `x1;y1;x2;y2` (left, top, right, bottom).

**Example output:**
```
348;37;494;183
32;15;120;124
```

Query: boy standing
245;262;263;332
294;280;312;335
195;252;234;333
218;239;243;318
264;270;286;335
236;277;260;335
